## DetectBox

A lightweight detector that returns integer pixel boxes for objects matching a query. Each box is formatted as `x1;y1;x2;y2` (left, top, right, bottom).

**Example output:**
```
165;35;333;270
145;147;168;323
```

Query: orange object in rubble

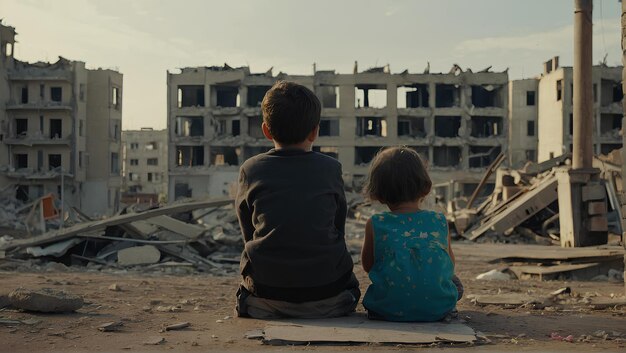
41;194;59;220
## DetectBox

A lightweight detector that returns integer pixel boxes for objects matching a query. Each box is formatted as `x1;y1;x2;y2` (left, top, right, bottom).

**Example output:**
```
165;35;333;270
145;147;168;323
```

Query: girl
361;146;462;322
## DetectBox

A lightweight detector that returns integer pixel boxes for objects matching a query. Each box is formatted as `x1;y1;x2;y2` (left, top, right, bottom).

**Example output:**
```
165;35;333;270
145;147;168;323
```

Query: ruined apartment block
537;57;623;162
508;78;539;168
122;128;168;204
167;63;509;200
0;21;123;217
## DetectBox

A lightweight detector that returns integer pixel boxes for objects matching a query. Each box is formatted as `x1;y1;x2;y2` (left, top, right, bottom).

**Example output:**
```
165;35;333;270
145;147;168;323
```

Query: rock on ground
8;288;84;313
117;245;161;266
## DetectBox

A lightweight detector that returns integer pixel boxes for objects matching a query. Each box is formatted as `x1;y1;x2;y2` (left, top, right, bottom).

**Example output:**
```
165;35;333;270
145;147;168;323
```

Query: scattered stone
165;322;190;331
44;262;69;272
117;245;161;266
0;294;10;308
149;299;162;305
8;288;83;313
476;269;511;281
142;305;152;312
143;336;165;345
98;321;124;332
549;287;571;296
191;341;199;346
108;283;121;292
155;305;184;312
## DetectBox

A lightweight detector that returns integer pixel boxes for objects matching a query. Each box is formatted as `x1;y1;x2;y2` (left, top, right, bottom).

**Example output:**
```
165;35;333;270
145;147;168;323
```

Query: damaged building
537;56;623;162
121;128;168;205
167;63;509;200
0;21;123;218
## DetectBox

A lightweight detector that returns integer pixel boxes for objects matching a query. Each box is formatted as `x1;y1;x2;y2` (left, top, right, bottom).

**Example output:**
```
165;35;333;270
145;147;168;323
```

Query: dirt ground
1;242;625;353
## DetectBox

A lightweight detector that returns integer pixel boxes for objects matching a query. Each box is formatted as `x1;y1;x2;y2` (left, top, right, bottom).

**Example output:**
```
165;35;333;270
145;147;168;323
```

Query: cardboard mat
250;314;476;345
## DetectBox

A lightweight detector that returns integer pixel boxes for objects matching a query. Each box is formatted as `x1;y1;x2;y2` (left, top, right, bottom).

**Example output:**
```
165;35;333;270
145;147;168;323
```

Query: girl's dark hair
363;146;432;206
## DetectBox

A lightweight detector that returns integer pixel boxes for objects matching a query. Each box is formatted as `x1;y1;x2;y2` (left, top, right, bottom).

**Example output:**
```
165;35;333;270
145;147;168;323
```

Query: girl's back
362;210;457;322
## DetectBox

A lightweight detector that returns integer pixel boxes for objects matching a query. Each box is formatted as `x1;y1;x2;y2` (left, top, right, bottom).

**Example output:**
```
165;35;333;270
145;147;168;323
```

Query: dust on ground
0;242;624;353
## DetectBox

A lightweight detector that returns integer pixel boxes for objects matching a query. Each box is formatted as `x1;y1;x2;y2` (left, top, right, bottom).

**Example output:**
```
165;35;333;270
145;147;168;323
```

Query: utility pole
572;0;593;170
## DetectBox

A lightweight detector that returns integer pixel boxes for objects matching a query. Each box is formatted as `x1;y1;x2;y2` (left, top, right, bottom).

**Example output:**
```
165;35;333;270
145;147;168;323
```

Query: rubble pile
0;198;242;275
447;153;623;245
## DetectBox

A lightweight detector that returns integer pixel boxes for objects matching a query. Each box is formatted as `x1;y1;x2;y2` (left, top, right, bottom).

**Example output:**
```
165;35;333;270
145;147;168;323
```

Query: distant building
508;78;539;168
121;128;168;204
166;63;509;201
537;56;622;162
0;21;123;217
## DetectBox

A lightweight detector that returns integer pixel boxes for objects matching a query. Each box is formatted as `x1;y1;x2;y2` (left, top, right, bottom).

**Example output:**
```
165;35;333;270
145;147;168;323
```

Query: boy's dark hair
364;146;432;206
261;81;321;145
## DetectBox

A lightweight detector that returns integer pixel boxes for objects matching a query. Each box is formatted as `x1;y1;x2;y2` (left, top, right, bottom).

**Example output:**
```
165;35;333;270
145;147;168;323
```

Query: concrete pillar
572;0;593;169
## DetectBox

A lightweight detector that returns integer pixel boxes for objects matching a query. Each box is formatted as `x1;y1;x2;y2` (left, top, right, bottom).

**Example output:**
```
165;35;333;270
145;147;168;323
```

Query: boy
235;81;360;319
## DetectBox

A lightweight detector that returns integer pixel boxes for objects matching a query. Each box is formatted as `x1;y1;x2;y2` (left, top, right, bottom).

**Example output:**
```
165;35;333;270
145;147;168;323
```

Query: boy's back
237;148;354;302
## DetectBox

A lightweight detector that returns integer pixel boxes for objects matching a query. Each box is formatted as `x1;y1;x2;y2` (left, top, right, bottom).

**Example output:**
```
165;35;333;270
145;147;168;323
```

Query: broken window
176;146;204;166
232;120;240;136
21;86;28;104
527;120;535;136
247;86;271;107
210;146;240;166
398;117;426;138
433;146;461;167
39;116;43;132
50;119;62;139
469;146;501;168
434;116;461;137
601;79;623;106
214;86;240;107
177;85;205;108
111;152;120;175
317;85;340;108
600;144;622;155
600;113;622;136
37;150;43;170
80;84;85;102
435;84;460;108
471;85;502;108
248;116;264;139
243;146;272;160
319;119;340;137
217;118;240;136
16;185;29;202
145;142;158;150
48;154;61;170
355;85;387;108
556;80;563;101
397;84;429;108
147;173;160;182
313;146;339;159
355;147;382;165
15;118;27;137
14;154;28;169
147;158;158;166
130;143;139;150
79;120;84;137
174;183;192;200
130;159;139;166
50;87;62;102
470;116;502;137
525;149;536;161
39;84;44;99
593;83;597;102
526;91;536;106
356;117;387;137
112;87;120;109
175;116;204;137
111;120;120;141
129;172;139;181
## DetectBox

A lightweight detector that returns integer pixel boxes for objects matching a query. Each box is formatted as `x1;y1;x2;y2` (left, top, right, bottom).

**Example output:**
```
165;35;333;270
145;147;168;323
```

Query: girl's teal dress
362;210;458;322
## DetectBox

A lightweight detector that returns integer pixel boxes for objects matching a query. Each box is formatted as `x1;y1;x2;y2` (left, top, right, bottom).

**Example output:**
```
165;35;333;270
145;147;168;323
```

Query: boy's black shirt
236;148;355;302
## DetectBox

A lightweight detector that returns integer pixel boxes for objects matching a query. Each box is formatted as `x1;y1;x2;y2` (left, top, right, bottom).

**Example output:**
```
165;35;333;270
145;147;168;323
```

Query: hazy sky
3;0;622;130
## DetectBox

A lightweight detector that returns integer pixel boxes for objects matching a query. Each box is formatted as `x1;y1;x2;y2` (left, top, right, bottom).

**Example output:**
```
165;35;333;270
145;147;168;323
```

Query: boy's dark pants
236;274;361;319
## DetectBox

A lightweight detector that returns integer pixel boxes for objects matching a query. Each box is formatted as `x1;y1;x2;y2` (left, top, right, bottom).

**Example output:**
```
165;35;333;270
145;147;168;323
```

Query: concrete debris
117;245;161;266
165;322;190;331
108;283;122;292
475;269;511;281
143;336;165;345
98;321;124;332
0;198;242;275
0;294;10;308
8;288;83;313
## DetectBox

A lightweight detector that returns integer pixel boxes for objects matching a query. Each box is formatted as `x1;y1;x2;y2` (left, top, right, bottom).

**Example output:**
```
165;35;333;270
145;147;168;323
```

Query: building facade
0;21;123;217
121;128;168;203
167;64;509;201
537;57;623;162
508;78;539;168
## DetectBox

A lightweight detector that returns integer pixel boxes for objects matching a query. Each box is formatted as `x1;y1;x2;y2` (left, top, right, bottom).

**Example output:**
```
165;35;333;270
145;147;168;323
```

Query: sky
2;0;623;130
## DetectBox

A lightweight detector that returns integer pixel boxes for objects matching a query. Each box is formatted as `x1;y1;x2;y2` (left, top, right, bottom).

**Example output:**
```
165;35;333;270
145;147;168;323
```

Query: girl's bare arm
361;218;374;273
